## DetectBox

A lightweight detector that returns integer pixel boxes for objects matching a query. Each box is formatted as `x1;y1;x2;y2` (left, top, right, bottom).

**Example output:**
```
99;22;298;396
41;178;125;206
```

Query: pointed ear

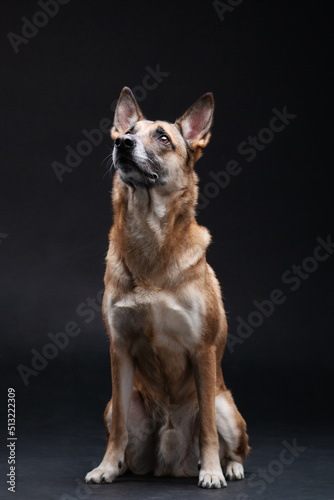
111;87;144;140
176;93;214;150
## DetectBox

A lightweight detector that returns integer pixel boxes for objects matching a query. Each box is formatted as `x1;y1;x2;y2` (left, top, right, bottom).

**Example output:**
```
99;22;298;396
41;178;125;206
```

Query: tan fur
85;88;249;489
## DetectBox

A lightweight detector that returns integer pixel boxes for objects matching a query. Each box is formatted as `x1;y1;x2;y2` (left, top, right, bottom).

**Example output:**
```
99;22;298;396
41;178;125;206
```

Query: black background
1;1;333;499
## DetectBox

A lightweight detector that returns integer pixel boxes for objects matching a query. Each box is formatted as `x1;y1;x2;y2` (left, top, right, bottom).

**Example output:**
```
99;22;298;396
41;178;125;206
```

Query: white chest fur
104;286;205;352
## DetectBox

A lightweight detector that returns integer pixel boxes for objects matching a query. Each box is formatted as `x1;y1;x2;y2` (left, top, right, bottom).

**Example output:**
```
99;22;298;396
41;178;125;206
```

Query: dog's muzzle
113;134;159;187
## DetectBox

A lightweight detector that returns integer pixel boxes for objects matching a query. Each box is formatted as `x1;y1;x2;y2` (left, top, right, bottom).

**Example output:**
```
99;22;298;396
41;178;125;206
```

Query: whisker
101;146;115;179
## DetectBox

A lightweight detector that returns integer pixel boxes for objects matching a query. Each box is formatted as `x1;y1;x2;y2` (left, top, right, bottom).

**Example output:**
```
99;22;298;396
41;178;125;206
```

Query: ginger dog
85;88;249;488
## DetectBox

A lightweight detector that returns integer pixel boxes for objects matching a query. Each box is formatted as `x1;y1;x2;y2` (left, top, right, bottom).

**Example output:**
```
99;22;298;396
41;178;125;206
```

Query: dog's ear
111;87;144;140
176;93;214;151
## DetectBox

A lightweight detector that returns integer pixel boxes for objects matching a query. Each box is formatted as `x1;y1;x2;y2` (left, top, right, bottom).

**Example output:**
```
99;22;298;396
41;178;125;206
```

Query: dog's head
111;87;214;190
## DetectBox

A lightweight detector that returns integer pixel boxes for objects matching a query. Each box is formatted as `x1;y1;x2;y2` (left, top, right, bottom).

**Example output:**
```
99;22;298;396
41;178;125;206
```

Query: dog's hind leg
104;388;155;476
215;390;249;481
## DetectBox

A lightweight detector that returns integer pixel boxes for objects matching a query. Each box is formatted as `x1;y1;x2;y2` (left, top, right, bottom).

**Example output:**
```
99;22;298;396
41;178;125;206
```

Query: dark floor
1;417;333;500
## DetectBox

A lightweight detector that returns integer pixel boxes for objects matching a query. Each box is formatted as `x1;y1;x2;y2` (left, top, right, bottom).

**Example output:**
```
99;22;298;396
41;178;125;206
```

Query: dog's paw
198;469;227;489
225;461;244;480
85;463;119;484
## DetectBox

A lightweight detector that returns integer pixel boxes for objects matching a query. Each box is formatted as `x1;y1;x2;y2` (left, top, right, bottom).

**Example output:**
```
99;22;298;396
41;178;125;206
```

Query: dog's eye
159;135;170;144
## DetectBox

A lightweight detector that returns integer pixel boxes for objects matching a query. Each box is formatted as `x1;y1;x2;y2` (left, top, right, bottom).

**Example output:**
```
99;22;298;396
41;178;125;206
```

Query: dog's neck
110;173;211;284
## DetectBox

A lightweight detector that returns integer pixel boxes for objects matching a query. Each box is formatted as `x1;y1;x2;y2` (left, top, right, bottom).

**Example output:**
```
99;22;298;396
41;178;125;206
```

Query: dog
85;87;249;489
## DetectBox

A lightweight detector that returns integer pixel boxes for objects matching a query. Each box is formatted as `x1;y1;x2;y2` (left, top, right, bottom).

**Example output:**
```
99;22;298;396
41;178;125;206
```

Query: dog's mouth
114;152;160;187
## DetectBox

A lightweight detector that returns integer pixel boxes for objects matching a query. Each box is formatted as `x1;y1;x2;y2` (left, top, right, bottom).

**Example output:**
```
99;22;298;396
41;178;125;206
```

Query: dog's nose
115;135;135;149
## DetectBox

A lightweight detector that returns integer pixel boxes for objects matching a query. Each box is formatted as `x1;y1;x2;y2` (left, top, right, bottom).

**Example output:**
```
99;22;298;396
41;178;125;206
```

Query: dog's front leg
192;345;226;489
85;341;135;484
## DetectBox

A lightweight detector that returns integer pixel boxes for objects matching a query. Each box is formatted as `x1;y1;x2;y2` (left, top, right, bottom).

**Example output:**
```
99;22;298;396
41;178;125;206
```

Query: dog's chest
105;287;204;352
